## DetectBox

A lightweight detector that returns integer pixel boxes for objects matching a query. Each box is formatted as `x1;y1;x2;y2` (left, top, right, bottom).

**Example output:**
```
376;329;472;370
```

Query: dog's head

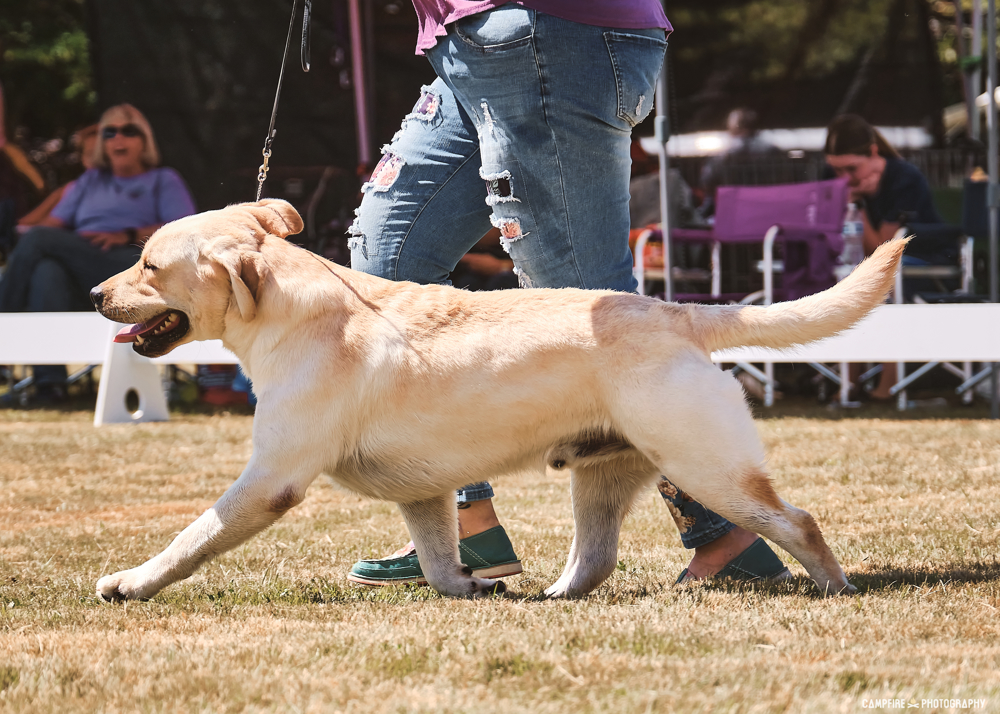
92;199;303;358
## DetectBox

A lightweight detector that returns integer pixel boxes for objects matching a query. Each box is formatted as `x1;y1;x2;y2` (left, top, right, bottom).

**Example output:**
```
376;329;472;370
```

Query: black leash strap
256;0;312;201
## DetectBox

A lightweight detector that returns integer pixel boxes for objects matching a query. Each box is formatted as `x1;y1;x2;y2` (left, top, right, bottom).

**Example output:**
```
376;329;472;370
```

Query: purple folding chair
633;178;849;404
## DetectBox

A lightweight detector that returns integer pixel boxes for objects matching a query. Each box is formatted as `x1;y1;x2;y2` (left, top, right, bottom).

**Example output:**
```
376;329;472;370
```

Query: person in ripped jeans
347;1;790;588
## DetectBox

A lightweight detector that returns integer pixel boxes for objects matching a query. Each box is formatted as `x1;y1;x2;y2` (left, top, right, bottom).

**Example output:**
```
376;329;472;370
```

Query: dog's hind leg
618;355;855;595
544;460;653;598
696;469;855;595
398;495;504;598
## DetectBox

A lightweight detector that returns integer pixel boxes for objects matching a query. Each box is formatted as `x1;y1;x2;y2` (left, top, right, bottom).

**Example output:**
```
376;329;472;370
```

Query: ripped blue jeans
349;6;733;549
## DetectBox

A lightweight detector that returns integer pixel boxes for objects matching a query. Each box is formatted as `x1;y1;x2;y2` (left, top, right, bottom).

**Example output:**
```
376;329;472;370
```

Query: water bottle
840;202;865;269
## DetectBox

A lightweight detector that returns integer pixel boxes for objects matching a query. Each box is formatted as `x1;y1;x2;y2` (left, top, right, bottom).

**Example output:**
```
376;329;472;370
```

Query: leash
256;0;313;201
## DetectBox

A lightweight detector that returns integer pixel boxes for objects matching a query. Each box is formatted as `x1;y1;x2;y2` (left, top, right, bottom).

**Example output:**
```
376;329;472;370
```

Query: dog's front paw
470;577;506;598
814;579;858;597
96;568;156;602
431;573;506;598
543;583;570;599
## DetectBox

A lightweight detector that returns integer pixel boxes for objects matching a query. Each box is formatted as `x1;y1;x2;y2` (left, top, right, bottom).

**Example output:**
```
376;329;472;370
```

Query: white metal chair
887;223;977;409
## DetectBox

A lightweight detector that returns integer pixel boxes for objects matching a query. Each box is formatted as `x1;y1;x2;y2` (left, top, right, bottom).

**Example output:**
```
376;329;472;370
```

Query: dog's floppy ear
243;198;304;239
227;251;267;322
206;236;268;322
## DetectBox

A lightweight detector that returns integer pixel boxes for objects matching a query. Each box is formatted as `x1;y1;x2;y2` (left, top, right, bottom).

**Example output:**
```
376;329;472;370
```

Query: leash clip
256;131;276;201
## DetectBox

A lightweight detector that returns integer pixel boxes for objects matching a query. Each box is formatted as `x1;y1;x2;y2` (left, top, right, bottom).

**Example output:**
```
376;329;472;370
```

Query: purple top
51;167;196;233
412;1;671;55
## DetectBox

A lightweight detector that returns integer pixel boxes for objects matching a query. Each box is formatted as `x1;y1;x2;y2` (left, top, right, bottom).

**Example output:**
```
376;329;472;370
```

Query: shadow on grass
848;562;1000;592
658;561;1000;599
123;577;518;610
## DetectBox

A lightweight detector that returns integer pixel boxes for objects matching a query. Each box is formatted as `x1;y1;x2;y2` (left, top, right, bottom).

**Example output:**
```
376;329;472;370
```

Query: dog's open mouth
113;310;190;356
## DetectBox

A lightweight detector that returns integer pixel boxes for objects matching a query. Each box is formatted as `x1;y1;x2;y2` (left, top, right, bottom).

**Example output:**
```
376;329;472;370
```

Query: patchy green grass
2;408;1000;712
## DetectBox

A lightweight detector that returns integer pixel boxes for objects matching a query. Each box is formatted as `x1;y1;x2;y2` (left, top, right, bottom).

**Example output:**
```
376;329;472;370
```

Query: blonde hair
92;103;160;170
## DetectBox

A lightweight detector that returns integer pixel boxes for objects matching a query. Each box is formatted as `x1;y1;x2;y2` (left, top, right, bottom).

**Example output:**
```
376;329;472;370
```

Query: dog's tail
690;237;907;354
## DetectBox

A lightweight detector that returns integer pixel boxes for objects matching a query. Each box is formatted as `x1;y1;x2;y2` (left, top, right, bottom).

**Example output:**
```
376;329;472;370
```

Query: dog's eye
144;261;159;272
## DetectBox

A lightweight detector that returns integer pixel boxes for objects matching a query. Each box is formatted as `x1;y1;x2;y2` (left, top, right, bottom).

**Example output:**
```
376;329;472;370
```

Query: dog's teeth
135;335;145;345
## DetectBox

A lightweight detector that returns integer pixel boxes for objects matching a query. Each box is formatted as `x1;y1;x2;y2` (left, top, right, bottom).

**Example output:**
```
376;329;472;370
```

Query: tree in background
664;0;951;142
0;0;95;188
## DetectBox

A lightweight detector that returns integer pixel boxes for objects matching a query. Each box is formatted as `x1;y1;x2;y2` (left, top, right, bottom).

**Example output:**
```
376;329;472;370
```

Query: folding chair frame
886;227;976;409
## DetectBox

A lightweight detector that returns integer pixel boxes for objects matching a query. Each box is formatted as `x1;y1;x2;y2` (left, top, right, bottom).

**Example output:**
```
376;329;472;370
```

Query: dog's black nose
90;287;104;309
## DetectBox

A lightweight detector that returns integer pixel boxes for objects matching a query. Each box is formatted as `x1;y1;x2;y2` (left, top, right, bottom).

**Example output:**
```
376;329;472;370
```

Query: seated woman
824;113;942;399
0;103;195;403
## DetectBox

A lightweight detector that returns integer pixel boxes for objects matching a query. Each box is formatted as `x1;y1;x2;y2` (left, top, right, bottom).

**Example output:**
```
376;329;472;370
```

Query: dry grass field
2;404;1000;713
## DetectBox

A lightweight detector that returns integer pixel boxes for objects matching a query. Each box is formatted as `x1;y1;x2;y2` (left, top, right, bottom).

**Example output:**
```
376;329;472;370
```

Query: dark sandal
675;538;791;584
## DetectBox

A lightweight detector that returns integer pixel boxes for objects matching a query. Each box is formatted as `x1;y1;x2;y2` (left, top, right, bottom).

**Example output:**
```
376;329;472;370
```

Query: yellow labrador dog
92;199;905;601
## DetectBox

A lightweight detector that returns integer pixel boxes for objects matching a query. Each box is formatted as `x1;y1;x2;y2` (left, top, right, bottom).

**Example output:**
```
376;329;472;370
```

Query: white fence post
93;323;170;426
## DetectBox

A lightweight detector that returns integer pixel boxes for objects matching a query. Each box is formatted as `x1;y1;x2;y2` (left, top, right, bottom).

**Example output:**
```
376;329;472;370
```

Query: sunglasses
101;123;144;140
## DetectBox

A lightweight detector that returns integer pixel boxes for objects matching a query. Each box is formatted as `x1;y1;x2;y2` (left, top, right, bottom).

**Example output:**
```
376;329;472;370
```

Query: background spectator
627;139;704;232
0;103;195;404
824;113;943;400
698;108;780;219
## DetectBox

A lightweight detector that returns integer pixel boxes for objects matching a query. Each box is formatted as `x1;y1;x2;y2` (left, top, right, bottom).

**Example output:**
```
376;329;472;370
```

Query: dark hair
824;114;900;159
727;107;758;134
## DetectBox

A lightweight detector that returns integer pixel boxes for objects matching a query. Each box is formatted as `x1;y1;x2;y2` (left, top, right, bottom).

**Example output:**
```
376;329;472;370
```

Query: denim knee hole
405;85;441;123
480;167;519;207
362;150;405;195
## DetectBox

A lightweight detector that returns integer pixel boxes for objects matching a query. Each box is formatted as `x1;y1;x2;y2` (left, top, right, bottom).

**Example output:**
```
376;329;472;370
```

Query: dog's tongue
113;313;169;343
113;324;145;343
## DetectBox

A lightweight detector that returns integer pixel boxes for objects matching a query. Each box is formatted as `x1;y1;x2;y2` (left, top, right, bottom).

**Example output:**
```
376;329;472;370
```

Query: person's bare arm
860;210;899;256
459;252;514;276
37;214;67;229
17;187;66;227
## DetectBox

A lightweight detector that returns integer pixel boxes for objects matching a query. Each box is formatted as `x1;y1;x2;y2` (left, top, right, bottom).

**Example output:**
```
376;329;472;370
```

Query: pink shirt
412;1;671;55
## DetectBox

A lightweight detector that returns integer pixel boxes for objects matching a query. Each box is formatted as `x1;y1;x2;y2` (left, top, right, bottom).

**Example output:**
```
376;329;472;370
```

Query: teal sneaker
347;525;523;586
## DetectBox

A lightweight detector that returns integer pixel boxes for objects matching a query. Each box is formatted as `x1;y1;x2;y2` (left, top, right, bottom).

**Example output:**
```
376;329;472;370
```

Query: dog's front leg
397;495;504;598
96;455;318;601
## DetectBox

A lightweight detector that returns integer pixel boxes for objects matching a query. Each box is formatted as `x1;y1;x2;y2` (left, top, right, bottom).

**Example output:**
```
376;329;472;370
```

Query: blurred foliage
671;0;895;82
662;0;988;133
930;0;1000;108
0;0;96;141
669;0;894;82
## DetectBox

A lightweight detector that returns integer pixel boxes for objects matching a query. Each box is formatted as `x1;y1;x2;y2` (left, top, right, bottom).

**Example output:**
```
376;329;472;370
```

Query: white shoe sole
347;560;523;587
